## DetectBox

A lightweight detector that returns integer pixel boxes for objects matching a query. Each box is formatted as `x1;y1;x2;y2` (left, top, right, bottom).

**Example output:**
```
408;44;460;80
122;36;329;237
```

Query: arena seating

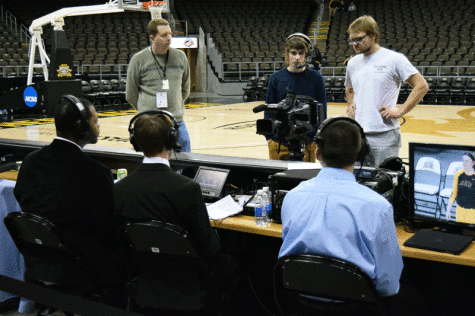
320;0;475;105
2;0;475;105
177;0;316;81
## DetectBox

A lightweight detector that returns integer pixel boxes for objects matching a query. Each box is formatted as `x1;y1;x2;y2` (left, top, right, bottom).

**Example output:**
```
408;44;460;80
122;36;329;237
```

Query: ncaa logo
24;86;38;108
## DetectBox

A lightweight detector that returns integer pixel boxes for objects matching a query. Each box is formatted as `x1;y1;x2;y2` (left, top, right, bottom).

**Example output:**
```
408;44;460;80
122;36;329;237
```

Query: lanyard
150;47;169;79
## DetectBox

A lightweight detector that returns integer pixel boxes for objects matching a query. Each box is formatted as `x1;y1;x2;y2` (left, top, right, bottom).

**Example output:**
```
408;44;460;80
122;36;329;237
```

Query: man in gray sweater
126;18;191;152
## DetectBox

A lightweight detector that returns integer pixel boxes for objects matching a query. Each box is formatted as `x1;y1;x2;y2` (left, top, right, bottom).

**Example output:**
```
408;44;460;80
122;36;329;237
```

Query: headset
285;32;314;65
60;94;91;141
380;156;405;171
314;116;370;166
128;110;180;152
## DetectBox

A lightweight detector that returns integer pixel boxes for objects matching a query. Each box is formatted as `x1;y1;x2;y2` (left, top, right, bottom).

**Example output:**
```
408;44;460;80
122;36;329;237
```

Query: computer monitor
409;142;475;233
193;166;230;199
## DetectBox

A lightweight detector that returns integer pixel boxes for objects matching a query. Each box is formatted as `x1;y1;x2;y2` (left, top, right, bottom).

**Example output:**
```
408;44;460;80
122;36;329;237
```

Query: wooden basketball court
0;101;474;162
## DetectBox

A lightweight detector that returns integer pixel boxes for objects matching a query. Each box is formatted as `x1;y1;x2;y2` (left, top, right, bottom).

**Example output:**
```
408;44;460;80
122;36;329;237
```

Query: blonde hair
348;15;379;44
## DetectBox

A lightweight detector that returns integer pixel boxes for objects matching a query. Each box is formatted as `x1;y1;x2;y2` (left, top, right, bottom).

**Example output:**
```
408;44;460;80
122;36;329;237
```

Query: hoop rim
143;1;167;9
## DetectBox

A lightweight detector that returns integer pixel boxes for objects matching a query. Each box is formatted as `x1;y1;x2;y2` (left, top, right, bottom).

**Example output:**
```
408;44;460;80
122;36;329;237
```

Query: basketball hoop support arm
27;2;128;86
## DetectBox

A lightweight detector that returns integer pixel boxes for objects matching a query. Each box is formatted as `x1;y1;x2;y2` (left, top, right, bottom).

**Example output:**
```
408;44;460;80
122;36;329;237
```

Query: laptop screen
193;166;230;198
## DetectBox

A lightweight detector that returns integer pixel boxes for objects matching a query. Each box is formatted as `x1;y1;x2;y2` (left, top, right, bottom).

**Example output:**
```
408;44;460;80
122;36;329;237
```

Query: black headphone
380;156;404;171
128;110;180;152
60;94;91;141
314;116;370;166
286;32;314;64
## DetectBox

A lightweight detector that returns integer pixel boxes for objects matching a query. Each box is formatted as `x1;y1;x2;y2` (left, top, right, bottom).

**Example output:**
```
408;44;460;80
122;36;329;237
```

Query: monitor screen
193;166;230;198
409;142;475;231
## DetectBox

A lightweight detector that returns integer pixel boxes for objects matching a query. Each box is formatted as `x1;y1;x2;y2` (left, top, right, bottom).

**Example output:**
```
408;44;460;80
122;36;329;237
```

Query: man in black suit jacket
114;111;220;259
14;96;125;291
114;111;237;309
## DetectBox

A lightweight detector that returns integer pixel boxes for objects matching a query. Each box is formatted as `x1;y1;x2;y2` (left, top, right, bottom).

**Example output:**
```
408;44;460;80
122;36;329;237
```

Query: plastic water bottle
254;190;266;226
263;187;272;224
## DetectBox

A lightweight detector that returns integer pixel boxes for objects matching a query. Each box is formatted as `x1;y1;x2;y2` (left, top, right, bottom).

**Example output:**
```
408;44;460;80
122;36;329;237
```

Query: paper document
207;195;243;220
287;162;322;170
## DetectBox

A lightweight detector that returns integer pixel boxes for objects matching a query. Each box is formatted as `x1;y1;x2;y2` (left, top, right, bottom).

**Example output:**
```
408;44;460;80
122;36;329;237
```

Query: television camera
253;89;324;161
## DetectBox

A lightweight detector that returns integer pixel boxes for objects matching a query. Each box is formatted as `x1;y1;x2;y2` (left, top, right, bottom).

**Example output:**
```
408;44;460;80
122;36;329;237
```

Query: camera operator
265;33;327;162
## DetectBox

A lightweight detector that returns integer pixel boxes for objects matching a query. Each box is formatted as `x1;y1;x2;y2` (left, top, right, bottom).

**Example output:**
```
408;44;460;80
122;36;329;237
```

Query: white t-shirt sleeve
393;53;419;82
345;66;352;88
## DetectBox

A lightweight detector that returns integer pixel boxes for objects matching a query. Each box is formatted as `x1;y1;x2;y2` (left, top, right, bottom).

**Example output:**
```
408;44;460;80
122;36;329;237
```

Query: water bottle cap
257;190;264;194
263;187;269;191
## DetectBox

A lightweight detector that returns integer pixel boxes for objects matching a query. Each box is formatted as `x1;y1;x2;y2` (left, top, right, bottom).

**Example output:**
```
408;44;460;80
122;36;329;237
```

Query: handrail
312;0;325;45
5;10;17;36
2;63;474;81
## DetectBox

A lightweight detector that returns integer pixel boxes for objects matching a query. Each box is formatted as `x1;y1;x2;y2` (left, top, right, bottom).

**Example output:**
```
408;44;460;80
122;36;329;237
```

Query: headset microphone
286;32;314;68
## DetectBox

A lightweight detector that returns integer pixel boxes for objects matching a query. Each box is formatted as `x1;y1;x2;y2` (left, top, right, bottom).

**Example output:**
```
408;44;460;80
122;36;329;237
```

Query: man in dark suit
114;110;220;260
14;96;125;293
114;111;238;309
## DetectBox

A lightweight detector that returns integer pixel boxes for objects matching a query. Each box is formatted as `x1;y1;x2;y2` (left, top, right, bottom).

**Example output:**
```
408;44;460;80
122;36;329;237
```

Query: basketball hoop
143;1;167;20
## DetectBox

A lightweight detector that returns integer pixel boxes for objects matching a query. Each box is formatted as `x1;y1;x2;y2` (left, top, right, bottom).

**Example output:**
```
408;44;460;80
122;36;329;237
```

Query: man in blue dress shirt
279;117;425;315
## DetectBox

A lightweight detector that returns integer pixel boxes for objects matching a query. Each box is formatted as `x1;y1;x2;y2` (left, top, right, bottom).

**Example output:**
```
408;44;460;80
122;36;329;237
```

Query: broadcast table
211;214;475;267
2;167;475;267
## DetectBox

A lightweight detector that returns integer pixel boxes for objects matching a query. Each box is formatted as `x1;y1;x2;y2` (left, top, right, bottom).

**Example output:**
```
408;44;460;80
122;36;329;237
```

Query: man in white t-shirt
345;15;429;167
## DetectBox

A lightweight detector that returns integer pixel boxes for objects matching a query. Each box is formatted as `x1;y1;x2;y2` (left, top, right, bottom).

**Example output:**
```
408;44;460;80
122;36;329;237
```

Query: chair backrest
119;221;212;310
415;157;442;190
100;79;113;92
4;212;72;254
120;221;201;259
89;79;103;92
110;79;123;91
415;157;441;174
81;80;92;93
442;161;463;192
3;212;107;299
446;161;463;177
274;254;388;316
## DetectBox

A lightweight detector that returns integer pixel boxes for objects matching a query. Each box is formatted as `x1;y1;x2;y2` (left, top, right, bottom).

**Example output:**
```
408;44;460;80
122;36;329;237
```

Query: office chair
274;254;389;316
119;221;239;315
3;212;109;315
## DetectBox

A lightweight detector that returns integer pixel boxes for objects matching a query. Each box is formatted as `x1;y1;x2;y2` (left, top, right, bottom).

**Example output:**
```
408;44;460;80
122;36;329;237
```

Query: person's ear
315;147;323;162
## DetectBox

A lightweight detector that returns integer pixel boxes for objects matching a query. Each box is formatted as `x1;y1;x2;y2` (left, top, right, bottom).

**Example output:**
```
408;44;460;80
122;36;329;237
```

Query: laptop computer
193;166;230;200
404;229;474;255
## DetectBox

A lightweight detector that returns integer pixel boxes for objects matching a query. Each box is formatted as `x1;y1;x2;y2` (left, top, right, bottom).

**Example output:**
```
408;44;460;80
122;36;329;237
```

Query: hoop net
144;1;167;19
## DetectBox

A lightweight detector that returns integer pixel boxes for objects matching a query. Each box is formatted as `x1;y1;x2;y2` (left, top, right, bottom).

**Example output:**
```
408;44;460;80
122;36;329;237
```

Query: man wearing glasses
345;16;429;167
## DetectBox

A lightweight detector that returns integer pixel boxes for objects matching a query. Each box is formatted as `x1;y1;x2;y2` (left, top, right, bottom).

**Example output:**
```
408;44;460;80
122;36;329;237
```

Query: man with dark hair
14;97;125;296
279;117;414;313
265;33;327;162
346;15;428;167
114;111;237;308
126;18;191;152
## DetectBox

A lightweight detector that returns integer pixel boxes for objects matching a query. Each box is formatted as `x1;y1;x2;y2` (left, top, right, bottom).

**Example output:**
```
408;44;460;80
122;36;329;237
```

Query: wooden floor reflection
0;102;474;162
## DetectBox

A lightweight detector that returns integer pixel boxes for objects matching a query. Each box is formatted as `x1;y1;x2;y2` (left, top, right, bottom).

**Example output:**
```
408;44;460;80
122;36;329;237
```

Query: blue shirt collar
318;167;356;182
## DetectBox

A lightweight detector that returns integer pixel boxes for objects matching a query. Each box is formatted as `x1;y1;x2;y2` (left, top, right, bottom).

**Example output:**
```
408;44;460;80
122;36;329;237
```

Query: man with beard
345;15;428;167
